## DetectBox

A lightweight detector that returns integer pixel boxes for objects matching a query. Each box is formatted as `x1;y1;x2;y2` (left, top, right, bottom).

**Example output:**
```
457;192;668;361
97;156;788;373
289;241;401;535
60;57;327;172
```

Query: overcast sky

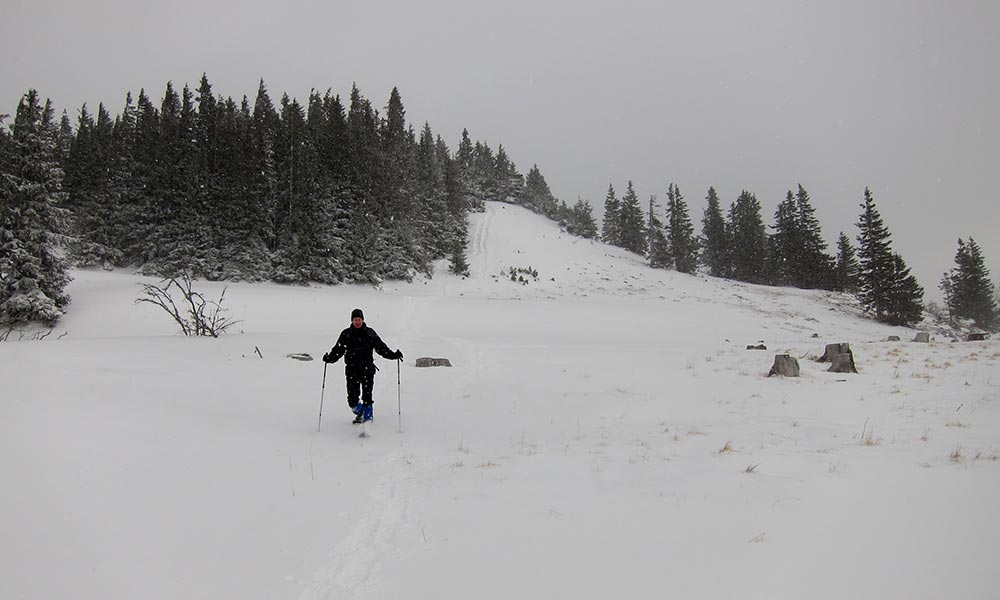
3;0;997;302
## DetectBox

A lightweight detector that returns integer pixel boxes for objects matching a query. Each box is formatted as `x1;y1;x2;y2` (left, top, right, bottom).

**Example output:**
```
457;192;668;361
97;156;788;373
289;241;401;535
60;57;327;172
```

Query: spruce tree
380;87;413;222
885;253;924;326
345;83;380;207
250;80;280;254
562;197;598;239
834;231;860;293
794;185;834;289
855;188;894;318
728;190;768;284
524;165;559;219
104;92;142;267
55;111;73;164
456;128;474;174
769;185;834;289
0;90;72;325
212;95;271;280
412;121;447;271
700;187;729;278
664;184;697;274
140;81;201;275
617;181;647;256
768;191;799;286
941;238;997;330
855;188;923;324
444;158;470;276
459;139;491;205
492;145;524;205
647;195;671;269
65;102;123;268
601;184;620;246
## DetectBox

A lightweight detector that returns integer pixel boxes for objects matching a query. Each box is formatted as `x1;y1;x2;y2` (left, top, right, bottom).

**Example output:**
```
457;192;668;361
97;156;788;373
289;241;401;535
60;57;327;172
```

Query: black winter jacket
326;323;395;368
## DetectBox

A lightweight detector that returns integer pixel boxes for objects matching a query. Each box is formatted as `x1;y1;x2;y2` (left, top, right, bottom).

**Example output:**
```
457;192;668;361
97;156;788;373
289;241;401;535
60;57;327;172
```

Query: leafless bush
135;274;241;337
0;327;65;342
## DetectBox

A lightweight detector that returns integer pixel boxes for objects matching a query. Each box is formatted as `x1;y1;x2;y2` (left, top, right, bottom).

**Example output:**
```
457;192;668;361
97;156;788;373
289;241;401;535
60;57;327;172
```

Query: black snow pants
345;363;377;408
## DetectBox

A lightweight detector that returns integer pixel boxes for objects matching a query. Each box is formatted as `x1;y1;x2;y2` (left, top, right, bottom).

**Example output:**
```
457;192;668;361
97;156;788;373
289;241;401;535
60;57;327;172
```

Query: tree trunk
828;352;858;374
819;342;852;363
768;354;800;377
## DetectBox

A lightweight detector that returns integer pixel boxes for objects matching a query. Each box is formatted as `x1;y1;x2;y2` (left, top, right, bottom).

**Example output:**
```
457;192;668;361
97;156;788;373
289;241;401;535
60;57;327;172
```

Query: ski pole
397;358;402;433
317;362;328;432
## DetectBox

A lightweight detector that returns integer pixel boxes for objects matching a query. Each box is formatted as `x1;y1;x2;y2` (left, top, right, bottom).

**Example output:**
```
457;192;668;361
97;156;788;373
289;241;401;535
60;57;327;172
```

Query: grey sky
3;0;998;302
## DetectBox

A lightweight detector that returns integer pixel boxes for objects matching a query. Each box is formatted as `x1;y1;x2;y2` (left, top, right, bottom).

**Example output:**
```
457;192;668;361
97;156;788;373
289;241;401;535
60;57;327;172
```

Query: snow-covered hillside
2;202;998;600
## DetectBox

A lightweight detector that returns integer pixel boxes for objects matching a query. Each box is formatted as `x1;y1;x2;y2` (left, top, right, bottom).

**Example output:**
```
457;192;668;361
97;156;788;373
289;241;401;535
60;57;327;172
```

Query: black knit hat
351;308;364;320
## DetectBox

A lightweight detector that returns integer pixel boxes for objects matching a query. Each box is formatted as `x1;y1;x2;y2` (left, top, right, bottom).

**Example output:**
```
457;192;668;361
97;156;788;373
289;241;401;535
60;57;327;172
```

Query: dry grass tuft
862;433;880;446
744;463;759;474
860;419;880;446
718;441;734;454
950;445;964;463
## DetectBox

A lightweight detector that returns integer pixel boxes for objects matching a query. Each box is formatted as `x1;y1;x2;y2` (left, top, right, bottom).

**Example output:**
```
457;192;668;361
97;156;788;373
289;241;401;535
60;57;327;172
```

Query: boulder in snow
416;357;453;367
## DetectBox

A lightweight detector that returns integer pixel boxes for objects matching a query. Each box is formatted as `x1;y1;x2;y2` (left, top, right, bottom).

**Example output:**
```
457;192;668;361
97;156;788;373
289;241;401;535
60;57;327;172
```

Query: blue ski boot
361;403;374;423
351;404;364;424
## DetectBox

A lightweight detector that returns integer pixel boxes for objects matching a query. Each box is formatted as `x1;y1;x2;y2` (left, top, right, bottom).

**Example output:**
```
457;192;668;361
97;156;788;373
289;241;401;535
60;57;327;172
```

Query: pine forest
1;76;996;331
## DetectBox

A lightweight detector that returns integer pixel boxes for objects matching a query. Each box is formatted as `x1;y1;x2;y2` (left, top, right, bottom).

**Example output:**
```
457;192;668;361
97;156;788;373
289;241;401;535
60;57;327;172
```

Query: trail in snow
470;202;493;278
300;206;504;597
297;457;416;600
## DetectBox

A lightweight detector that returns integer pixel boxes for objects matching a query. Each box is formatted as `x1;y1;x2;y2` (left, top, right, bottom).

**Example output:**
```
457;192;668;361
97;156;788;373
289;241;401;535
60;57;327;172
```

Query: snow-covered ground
2;202;998;600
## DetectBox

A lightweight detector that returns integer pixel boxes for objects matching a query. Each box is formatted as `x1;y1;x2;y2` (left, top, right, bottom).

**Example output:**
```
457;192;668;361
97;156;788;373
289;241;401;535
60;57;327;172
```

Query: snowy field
2;201;998;600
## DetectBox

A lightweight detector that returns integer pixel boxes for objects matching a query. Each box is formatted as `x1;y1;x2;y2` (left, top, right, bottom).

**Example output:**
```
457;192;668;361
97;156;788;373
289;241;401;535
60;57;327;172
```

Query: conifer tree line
1;78;592;325
602;179;997;329
3;81;996;331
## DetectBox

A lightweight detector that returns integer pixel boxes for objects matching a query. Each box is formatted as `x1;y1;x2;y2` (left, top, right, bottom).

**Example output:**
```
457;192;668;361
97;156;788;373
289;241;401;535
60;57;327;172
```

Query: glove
393;349;404;360
322;352;336;364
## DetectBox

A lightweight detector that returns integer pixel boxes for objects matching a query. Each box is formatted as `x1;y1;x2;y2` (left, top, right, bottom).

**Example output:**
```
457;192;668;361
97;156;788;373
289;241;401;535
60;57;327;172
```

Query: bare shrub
135;274;241;337
0;327;66;342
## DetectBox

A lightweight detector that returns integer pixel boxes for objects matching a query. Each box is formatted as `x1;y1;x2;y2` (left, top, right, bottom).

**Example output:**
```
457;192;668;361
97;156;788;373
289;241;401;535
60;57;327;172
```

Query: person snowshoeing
322;308;402;424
